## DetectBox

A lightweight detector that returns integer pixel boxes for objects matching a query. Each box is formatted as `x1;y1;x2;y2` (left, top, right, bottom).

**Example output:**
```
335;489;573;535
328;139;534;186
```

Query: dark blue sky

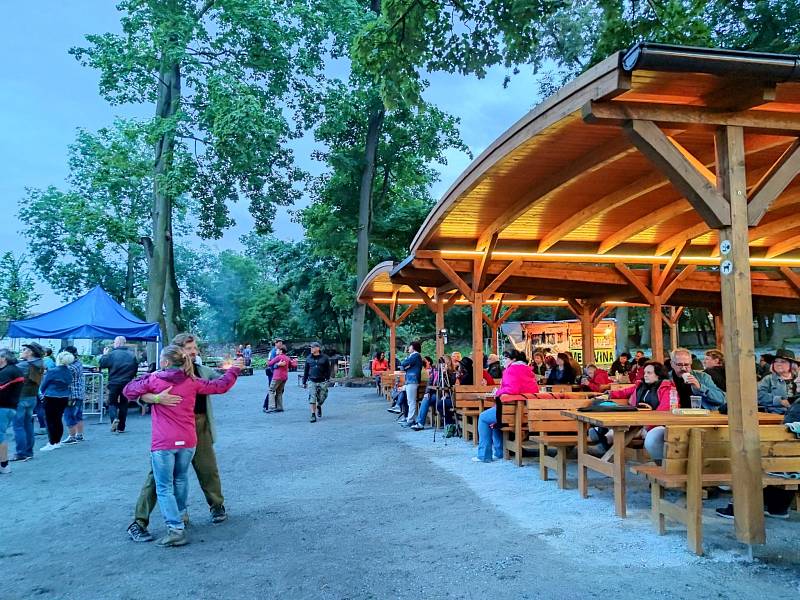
0;3;543;309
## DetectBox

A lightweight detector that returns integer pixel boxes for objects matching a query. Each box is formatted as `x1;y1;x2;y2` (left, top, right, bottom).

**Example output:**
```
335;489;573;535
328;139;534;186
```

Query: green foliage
0;253;40;321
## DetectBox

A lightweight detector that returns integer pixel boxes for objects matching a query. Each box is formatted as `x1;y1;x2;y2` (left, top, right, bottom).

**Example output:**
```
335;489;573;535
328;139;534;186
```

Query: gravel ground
2;375;798;600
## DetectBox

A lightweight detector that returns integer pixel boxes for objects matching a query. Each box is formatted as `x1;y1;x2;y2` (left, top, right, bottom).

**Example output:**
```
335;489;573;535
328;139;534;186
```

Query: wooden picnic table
561;410;785;518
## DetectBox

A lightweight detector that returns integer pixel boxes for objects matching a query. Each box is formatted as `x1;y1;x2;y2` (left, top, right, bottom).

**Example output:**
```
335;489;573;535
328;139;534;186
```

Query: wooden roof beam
765;232;800;258
614;263;656;304
483;259;523;296
747;139;800;226
661;265;698;304
407;283;437;312
749;212;800;244
624;119;731;229
366;300;392;327
597;200;693;254
432;258;474;302
655;221;710;256
779;267;800;297
395;304;417;325
584;101;800;135
475;138;636;250
475;232;499;291
702;80;776;111
654;242;688;296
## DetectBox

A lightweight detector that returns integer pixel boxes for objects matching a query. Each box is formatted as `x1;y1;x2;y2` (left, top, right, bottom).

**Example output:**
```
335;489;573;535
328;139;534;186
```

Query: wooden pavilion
358;43;800;547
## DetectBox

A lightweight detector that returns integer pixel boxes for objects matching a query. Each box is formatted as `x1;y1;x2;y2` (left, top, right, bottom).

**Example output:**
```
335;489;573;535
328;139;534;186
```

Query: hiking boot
62;436;78;445
316;405;322;418
310;413;317;423
127;521;154;543
410;423;424;431
156;527;188;547
715;503;735;519
110;419;119;432
210;505;227;524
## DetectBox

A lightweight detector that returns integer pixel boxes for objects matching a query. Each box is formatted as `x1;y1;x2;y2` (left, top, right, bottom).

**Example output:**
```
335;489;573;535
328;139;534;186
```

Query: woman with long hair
545;353;576;385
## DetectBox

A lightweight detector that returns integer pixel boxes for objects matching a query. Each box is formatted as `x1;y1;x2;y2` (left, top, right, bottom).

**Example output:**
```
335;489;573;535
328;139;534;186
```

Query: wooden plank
766;233;800;259
598;202;693;255
483;259;523;296
475;232;499;291
472;291;484;385
435;295;445;357
433;258;474;302
614;263;655;304
686;428;704;555
747;139;800;226
366;300;392;327
584;101;800;134
654;243;687;296
656;221;709;256
408;283;437;312
715;125;765;546
395;304;417;325
661;265;698;303
625;119;730;228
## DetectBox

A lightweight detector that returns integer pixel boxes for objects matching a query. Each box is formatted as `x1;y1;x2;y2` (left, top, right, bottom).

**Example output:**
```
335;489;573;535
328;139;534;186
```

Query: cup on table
690;395;702;409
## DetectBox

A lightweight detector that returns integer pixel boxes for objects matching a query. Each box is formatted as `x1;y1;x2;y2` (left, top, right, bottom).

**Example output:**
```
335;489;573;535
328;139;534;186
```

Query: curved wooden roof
410;47;800;262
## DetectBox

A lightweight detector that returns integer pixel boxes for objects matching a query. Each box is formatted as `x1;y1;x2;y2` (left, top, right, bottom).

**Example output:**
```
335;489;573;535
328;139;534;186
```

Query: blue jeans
151;448;196;529
415;394;455;426
13;396;36;457
477;406;502;462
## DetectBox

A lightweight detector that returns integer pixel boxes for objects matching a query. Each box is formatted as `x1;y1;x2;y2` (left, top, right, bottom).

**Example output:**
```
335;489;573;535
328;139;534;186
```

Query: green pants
133;413;224;528
308;381;328;406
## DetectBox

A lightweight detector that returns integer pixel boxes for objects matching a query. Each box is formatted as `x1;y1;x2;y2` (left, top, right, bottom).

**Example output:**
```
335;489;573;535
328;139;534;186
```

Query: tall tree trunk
145;58;181;344
124;243;136;310
164;229;182;340
348;105;386;378
614;306;628;354
640;309;651;347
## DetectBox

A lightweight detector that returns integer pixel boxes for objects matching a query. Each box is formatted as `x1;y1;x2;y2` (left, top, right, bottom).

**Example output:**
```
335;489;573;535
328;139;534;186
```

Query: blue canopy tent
7;286;161;341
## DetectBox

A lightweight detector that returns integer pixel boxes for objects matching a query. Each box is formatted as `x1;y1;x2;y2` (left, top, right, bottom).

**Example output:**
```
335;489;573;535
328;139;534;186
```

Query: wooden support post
715;125;765;546
713;311;724;350
435;298;445;358
490;324;499;355
472;292;484;384
650;301;664;361
667;306;683;352
389;323;397;371
579;303;595;367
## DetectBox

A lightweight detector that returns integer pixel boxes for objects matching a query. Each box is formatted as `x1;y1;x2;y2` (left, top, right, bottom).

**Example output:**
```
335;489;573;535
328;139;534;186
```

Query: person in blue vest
401;341;423;427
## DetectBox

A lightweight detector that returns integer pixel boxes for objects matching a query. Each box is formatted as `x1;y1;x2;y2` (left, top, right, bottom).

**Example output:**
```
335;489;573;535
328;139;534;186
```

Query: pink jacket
124;367;239;451
496;362;540;400
610;379;674;411
268;354;297;382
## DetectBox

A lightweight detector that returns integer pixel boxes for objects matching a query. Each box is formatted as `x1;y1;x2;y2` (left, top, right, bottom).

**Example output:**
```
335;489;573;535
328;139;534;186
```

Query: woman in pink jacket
474;349;539;463
267;347;297;412
124;345;240;548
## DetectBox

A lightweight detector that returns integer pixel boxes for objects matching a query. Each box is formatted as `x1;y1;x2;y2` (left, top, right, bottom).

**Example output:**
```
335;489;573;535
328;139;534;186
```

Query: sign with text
519;319;617;367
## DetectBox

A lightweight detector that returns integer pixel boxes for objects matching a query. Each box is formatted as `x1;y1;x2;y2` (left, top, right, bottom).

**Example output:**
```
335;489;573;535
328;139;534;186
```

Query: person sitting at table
473;349;539;463
546;353;575;386
486;353;503;381
456;357;495;386
703;349;726;391
564;351;582;380
756;353;774;380
531;351;547;382
756;348;799;415
669;347;726;410
371;351;389;395
609;352;632;381
588;361;674;458
580;364;612;393
410;355;458;433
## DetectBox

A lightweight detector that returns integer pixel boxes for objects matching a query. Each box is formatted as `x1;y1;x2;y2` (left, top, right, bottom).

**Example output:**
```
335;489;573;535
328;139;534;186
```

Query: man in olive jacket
126;333;233;542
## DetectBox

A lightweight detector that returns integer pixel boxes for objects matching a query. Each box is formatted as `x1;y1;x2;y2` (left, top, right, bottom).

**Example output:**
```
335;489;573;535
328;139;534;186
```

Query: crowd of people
377;340;800;520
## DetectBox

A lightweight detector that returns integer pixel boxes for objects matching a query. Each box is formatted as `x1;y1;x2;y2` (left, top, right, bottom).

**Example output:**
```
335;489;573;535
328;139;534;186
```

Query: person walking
0;349;25;474
303;342;331;423
99;336;139;433
266;348;296;413
127;333;236;542
62;346;86;444
263;339;285;410
11;342;45;462
38;351;75;452
243;344;252;367
123;345;241;547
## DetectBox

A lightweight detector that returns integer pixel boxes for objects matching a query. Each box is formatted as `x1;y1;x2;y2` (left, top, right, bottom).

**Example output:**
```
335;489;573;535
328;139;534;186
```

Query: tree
18;121;153;310
71;0;338;339
0;253;40;321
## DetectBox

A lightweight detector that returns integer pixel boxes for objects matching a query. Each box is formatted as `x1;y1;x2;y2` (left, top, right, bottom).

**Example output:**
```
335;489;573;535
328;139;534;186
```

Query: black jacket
0;363;24;409
303;353;331;384
99;348;139;385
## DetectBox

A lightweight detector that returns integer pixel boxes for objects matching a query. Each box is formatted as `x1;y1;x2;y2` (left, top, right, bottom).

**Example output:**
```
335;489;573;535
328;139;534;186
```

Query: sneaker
9;455;32;462
387;407;401;414
395;415;406;422
210;505;227;524
715;503;735;519
310;413;317;423
39;443;62;452
0;464;10;474
127;521;154;542
275;408;284;412
316;405;322;418
155;527;188;547
471;457;493;463
62;436;78;445
75;434;85;442
764;509;790;520
111;419;119;432
410;423;424;431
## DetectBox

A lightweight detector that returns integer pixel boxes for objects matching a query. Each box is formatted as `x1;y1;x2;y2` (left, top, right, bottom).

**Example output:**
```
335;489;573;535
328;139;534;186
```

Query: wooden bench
453;385;494;444
380;372;395;403
631;425;800;555
499;392;597;468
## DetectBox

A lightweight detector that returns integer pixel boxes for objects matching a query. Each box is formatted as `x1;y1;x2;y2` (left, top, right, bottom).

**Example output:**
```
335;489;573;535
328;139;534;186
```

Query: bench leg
556;447;567;490
538;442;548;481
612;426;627;518
503;432;512;461
686;428;704;556
651;481;666;535
577;422;588;499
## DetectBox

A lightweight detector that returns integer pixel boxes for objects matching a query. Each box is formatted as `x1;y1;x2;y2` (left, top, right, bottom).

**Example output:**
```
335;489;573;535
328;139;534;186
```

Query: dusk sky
1;2;545;310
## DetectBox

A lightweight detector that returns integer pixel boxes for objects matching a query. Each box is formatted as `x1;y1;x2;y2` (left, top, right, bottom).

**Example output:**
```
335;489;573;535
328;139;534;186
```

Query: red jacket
610;379;674;412
583;368;611;392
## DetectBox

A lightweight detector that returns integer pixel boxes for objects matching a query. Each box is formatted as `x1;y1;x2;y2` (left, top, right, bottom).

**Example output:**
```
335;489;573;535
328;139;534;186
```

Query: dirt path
2;375;797;599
